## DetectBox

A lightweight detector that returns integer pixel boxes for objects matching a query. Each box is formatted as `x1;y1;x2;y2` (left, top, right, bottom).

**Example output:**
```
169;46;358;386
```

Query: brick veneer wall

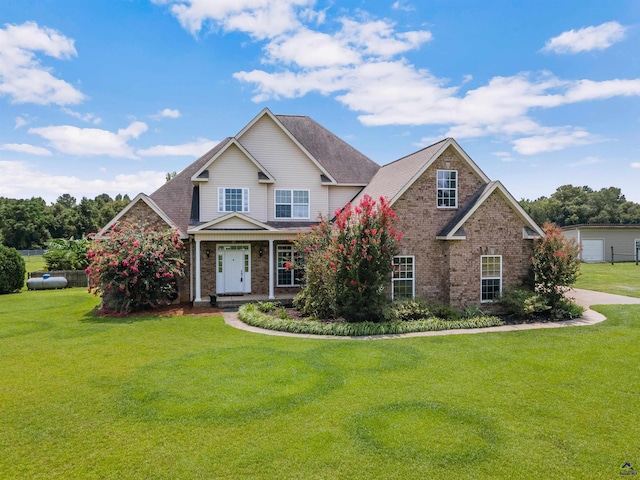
391;146;533;309
447;193;533;310
117;201;191;303
392;145;487;304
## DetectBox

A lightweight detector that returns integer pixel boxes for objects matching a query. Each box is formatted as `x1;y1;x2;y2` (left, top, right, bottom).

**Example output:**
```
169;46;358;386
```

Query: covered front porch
187;215;309;307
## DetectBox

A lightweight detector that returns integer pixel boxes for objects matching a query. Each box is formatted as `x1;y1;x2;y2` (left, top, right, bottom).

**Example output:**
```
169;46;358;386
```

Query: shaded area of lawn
1;289;640;479
576;262;640;298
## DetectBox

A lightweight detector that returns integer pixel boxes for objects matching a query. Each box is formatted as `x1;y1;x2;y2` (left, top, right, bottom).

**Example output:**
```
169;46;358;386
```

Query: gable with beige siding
238;114;331;222
199;144;267;222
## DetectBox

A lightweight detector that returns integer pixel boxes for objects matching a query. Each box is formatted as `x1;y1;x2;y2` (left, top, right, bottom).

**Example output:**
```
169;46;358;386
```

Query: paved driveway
568;288;640;308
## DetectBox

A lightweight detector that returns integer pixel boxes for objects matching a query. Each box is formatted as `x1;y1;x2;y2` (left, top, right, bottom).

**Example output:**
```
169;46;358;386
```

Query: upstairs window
437;170;458;208
218;188;249;213
481;255;502;302
275;189;310;219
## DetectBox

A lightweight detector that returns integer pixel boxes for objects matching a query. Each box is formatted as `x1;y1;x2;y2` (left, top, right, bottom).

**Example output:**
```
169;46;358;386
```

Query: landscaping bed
238;302;504;336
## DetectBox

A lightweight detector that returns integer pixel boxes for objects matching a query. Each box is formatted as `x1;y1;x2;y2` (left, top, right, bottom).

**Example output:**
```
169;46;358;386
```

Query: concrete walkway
221;288;640;340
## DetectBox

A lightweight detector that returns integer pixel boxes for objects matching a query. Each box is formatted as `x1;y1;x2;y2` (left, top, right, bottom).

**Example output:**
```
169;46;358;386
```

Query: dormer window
437;170;457;208
218;187;249;213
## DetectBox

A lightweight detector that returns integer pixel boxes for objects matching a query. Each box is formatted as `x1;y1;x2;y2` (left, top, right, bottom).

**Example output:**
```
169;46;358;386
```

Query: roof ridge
382;137;449;168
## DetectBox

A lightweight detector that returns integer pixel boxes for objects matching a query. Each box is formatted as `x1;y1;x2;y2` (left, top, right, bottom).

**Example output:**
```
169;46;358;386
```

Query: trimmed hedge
238;303;503;336
0;245;26;294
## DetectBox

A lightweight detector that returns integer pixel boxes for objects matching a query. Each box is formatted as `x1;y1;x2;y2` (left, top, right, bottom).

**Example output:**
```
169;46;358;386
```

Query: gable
238;112;333;184
436;182;543;240
189;212;275;232
98;193;185;238
354;138;490;208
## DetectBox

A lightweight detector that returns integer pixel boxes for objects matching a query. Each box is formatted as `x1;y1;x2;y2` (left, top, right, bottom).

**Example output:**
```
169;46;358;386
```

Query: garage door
582;239;604;262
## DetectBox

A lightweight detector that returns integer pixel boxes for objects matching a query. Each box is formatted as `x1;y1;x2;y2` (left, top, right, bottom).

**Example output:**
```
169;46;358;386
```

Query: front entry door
216;245;251;294
223;250;244;293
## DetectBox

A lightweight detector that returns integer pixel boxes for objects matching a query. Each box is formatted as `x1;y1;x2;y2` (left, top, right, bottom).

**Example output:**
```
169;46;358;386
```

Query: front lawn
1;288;640;479
576;262;640;298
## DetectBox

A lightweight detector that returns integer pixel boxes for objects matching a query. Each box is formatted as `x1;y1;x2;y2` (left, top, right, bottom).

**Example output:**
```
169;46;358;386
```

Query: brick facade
118;202;191;303
392;145;534;310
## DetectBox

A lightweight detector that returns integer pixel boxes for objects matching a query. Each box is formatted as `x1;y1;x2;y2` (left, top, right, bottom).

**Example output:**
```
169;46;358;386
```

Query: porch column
268;239;275;299
195;237;202;303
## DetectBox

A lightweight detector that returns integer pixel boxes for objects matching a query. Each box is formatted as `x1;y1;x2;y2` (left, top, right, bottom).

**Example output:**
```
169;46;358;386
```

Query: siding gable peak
190;138;275;183
236;107;338;184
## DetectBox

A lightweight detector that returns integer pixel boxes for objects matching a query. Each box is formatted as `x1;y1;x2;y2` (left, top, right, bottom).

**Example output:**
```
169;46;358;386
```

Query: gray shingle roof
150;137;231;233
353;139;448;205
437;181;498;237
276;114;380;185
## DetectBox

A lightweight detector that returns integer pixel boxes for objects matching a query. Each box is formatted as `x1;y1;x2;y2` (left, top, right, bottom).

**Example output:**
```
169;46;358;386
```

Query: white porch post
195;237;202;303
189;238;194;301
268;239;275;299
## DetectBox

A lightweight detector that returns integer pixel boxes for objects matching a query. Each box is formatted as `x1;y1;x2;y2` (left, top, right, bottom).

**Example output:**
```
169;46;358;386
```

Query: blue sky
1;0;639;204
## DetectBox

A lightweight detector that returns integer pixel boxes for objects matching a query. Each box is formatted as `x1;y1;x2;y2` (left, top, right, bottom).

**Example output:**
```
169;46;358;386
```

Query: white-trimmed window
277;245;304;286
437;170;458;208
481;255;502;302
218;188;249;213
275;189;310;219
392;256;415;300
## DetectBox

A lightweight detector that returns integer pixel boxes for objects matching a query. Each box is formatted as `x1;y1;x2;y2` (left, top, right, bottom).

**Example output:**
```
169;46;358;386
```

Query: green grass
22;254;46;273
2;289;640;478
576;262;640;298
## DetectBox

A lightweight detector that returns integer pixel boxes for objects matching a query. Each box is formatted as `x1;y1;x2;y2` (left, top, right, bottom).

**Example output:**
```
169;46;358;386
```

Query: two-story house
102;108;543;309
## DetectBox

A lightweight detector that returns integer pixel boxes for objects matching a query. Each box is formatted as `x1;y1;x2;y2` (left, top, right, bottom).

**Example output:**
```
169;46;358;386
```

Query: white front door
216;245;251;294
224;250;244;293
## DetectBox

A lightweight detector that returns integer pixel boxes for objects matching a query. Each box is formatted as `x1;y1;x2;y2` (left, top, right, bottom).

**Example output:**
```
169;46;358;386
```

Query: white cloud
265;28;360;68
14;116;29;129
62;107;102;124
159;2;640;155
512;129;595;155
0;160;167;202
542;21;627;54
153;0;312;38
0;21;85;105
392;1;415;12
0;143;52;156
492;151;513;162
567;156;601;167
28;121;148;159
151;108;181;119
338;18;431;58
632;162;640;168
137;138;218;157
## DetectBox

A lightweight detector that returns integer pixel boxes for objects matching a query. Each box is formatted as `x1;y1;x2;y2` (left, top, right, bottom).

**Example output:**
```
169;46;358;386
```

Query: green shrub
533;223;581;307
460;305;487;319
548;298;585;320
500;288;551;319
293;195;402;323
43;237;90;270
500;288;584;320
428;302;460;321
0;245;26;294
387;299;432;322
238;303;503;336
256;301;280;313
86;222;186;314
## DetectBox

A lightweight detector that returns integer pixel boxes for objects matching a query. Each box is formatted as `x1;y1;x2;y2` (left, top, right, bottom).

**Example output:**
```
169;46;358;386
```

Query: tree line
0;194;131;250
520;185;640;227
